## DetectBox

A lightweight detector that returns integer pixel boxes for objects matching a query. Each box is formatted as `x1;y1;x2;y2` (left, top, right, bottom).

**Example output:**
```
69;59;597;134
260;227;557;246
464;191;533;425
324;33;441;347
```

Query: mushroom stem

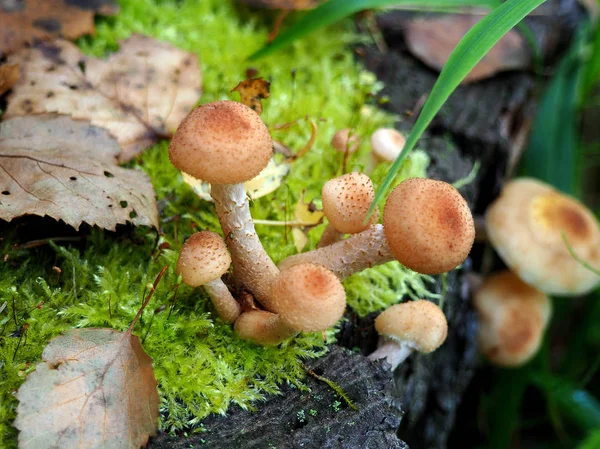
367;338;413;371
210;183;279;307
317;223;343;248
279;224;394;280
204;278;242;323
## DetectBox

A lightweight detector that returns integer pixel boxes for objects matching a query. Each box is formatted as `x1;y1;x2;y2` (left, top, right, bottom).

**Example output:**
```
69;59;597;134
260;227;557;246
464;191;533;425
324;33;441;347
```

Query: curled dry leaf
0;63;19;96
0;0;118;56
292;193;324;252
238;0;321;10
232;78;271;115
15;328;159;449
404;15;531;83
0;115;158;230
5;35;202;161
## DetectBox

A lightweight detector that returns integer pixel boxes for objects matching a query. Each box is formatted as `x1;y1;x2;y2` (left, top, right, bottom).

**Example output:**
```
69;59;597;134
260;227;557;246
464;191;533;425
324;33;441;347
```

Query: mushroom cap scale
375;300;448;353
270;263;346;332
486;178;600;295
169;100;273;185
383;178;475;275
473;270;551;366
321;172;378;234
177;231;231;287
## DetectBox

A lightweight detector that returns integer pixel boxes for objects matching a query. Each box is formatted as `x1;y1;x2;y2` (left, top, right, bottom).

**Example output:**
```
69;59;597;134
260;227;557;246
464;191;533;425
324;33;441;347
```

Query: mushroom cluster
169;100;476;347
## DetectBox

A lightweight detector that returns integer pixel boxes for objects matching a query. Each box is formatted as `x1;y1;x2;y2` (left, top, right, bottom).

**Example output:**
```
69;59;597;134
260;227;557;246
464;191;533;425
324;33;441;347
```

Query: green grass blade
577;427;600;449
249;0;499;60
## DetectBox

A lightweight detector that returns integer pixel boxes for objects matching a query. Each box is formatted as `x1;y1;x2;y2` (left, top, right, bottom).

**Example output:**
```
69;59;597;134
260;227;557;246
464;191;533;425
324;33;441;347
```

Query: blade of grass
370;0;547;212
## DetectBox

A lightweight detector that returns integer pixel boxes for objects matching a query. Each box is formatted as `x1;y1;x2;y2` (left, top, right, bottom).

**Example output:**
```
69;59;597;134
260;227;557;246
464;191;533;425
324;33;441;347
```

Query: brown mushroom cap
486;178;600;295
270;263;346;332
169;100;273;184
375;300;448;353
177;231;231;287
473;270;551;366
234;310;296;346
383;178;475;274
370;128;406;162
331;128;359;155
321;172;378;234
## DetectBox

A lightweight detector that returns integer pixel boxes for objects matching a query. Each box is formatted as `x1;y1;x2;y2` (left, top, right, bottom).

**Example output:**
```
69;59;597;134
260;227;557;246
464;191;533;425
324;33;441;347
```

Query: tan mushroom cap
370;128;406;162
169;100;273;184
331;128;359;155
234;310;296;346
375;300;448;353
473;270;551;367
383;178;475;275
177;231;231;287
321;172;379;234
270;263;346;332
486;178;600;295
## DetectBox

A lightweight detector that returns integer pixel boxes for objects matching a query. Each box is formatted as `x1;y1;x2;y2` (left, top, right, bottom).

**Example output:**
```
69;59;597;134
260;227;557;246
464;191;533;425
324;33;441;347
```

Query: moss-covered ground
0;0;435;444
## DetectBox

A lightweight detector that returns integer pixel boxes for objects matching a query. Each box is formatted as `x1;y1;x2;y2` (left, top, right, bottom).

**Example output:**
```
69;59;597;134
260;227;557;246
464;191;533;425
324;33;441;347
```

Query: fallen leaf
0;115;159;230
5;35;202;161
14;327;159;449
292;227;308;252
239;0;321;10
232;78;271;115
0;63;19;96
0;0;118;57
292;193;324;252
404;15;531;83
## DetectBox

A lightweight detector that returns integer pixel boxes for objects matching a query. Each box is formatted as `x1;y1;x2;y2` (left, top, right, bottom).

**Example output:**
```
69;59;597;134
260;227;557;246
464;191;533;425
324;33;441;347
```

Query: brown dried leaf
0;0;118;56
404;15;531;83
0;63;19;96
15;327;159;449
5;35;202;161
232;78;271;115
239;0;321;10
0;115;158;230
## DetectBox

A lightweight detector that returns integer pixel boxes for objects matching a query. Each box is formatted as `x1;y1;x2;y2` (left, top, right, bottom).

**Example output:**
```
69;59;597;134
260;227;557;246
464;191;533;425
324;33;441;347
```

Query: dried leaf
6;35;202;161
292;227;308;252
0;115;159;230
404;15;531;83
0;0;118;56
232;78;271;115
0;63;19;96
294;192;323;225
15;327;159;449
183;157;290;201
239;0;321;10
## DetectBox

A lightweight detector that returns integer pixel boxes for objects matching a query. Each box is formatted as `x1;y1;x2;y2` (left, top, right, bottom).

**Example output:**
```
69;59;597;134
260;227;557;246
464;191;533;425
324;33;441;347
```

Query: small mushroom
177;231;241;323
331;128;360;156
234;310;297;346
368;300;448;370
473;270;551;366
169;101;279;305
365;128;406;174
486;178;600;295
318;172;379;247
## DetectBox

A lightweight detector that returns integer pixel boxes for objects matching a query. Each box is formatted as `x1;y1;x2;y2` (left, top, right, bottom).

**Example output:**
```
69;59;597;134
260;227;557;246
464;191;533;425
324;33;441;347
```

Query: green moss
0;0;435;445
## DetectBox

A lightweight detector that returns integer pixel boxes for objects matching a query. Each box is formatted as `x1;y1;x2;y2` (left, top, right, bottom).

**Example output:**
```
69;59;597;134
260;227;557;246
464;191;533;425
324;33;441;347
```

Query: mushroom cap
270;263;346;332
331;128;359;155
177;231;231;287
321;172;379;234
383;178;475;274
375;300;448;353
473;270;551;366
486;178;600;295
169;100;273;184
370;128;406;162
234;310;295;346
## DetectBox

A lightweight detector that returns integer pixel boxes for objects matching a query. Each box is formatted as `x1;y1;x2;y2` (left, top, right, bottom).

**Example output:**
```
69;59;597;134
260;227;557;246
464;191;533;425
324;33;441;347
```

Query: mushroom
367;300;448;370
365;128;406;174
473;270;551;366
177;231;241;323
331;128;360;156
234;263;347;345
318;172;379;248
169;101;279;305
486;178;600;295
279;178;475;278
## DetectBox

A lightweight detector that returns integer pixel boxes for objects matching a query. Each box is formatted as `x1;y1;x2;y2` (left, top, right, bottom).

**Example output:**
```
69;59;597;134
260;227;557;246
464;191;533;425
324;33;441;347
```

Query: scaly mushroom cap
321;172;379;234
370;128;406;162
331;128;359;155
383;178;475;274
234;310;295;346
169;100;273;184
177;231;231;287
486;178;600;295
473;270;551;366
375;300;448;353
270;263;346;332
